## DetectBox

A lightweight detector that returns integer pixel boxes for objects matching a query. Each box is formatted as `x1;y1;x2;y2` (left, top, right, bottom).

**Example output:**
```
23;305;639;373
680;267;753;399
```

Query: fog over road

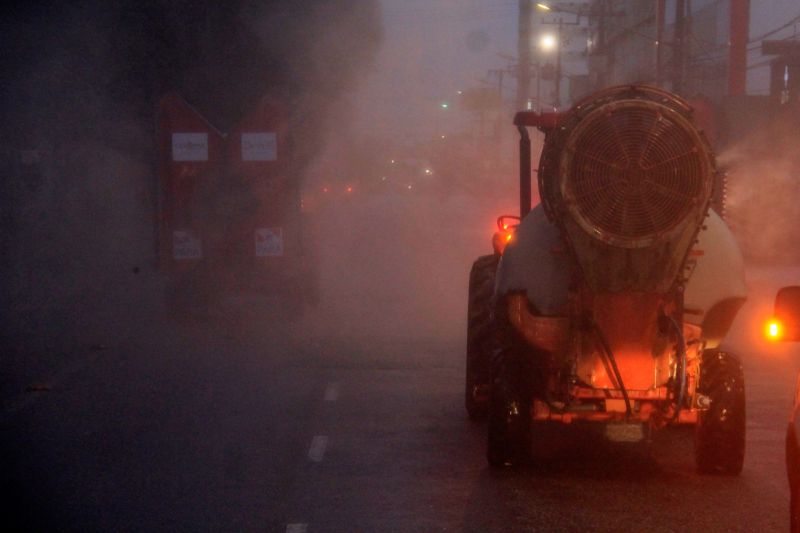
2;193;799;532
4;1;800;531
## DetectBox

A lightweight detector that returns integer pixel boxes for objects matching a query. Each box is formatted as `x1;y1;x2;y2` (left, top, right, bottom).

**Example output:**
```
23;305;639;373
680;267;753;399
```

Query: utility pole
496;68;505;139
517;0;532;111
729;0;750;96
489;68;506;99
593;0;608;90
655;0;665;86
538;4;587;108
536;59;542;110
555;17;563;108
672;0;686;93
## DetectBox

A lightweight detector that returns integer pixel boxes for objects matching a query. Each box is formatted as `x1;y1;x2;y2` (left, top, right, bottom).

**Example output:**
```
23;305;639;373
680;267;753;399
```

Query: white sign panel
172;133;208;162
172;230;203;260
255;227;283;257
241;132;277;161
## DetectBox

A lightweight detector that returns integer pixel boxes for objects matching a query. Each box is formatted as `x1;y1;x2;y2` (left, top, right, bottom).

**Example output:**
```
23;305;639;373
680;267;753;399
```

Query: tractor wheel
695;350;746;475
787;423;800;533
486;314;531;468
465;254;499;421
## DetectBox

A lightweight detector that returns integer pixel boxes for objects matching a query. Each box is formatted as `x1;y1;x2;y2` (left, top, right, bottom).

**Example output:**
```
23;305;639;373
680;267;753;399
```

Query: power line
689;31;799;66
747;11;800;43
747;36;800;71
382;1;517;20
747;58;773;70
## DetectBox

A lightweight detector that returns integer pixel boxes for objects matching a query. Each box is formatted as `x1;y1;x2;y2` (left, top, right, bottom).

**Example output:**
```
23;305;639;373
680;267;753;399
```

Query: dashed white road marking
308;435;328;462
287;386;338;528
323;382;339;402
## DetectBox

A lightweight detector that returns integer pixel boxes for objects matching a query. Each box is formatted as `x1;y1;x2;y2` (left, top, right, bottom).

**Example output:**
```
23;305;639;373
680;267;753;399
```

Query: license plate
605;423;644;443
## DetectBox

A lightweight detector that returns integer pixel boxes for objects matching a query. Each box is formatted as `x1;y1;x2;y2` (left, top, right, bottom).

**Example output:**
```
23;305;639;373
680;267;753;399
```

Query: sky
746;0;800;91
352;0;800;142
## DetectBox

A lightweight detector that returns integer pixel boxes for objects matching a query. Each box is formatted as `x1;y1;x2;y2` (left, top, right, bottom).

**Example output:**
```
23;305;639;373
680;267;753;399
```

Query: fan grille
561;101;710;246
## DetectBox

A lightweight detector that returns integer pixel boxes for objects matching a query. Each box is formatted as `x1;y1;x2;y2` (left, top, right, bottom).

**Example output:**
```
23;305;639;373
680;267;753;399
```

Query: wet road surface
2;280;799;532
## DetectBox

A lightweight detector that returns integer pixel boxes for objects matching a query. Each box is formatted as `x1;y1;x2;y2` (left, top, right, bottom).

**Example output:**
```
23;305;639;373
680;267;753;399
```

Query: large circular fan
559;99;713;248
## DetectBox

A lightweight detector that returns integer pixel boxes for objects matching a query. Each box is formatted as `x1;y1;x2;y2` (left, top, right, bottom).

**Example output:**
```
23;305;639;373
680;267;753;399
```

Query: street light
540;33;557;51
535;2;580;17
535;2;587;109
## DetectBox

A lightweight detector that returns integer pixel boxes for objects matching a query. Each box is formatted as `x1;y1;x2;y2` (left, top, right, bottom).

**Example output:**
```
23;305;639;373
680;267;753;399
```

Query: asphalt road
3;271;800;532
3;195;800;532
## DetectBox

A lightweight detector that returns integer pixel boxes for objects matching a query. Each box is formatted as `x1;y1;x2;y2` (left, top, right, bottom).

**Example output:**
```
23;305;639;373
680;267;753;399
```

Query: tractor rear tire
486;313;531;468
787;423;800;532
695;350;746;475
465;254;499;421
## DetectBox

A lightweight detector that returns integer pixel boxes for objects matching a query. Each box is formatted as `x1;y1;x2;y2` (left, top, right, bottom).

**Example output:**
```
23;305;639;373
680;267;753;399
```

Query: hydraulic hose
592;321;632;418
669;317;688;423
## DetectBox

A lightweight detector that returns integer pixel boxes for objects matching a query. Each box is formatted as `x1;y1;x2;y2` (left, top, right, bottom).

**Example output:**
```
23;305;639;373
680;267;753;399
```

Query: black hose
592;322;632;418
669;317;688;423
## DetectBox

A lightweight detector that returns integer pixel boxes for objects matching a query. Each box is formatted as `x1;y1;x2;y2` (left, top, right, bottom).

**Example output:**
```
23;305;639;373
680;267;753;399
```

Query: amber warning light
766;318;783;341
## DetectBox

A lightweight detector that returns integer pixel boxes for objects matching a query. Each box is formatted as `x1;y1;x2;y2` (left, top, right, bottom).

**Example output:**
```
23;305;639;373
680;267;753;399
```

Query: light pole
536;2;588;109
556;17;563;108
517;0;532;112
539;33;557;109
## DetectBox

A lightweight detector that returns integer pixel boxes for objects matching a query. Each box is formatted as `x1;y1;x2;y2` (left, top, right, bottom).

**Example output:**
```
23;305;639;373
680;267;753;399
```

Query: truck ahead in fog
156;93;316;316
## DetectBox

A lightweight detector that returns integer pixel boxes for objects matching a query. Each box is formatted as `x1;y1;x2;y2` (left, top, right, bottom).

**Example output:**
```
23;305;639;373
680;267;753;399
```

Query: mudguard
684;210;747;347
494;205;570;316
